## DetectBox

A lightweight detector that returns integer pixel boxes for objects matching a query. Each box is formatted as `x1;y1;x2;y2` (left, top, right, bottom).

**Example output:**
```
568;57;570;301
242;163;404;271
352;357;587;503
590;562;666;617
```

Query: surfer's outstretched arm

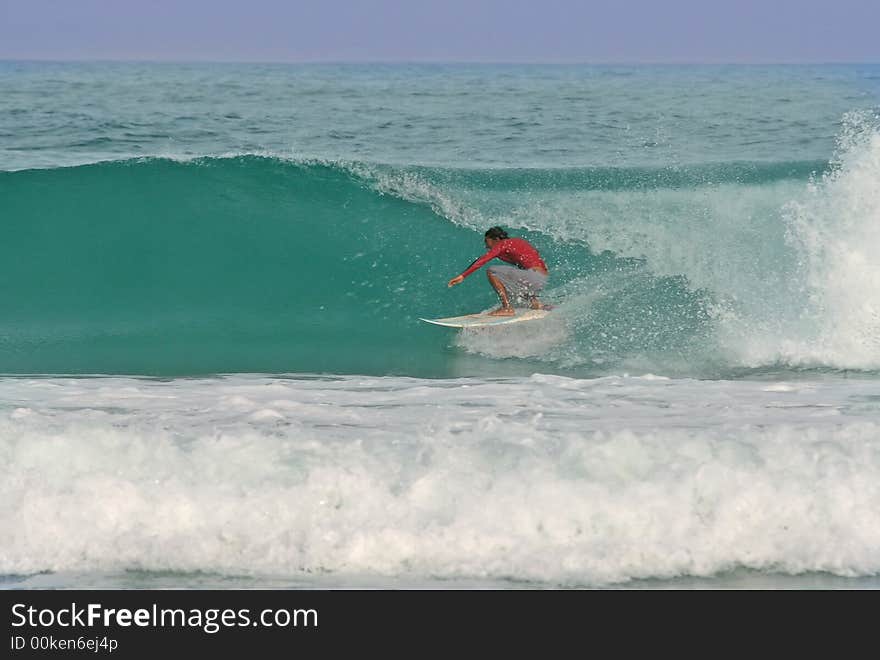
448;244;502;287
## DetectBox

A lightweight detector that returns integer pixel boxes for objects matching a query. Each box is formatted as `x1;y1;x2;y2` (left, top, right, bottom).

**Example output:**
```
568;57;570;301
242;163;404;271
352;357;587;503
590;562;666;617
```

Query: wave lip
745;111;880;370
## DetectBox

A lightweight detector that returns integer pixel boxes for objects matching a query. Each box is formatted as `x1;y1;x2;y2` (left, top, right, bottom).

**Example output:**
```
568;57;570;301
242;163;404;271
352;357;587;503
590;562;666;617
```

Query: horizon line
2;56;879;67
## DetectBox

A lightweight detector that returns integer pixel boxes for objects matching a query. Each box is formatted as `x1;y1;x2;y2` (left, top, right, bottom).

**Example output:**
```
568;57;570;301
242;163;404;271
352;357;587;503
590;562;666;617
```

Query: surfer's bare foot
529;299;554;311
489;307;515;316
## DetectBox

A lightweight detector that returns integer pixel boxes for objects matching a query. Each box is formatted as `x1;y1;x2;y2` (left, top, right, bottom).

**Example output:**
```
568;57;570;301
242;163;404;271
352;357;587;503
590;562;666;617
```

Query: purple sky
2;0;879;63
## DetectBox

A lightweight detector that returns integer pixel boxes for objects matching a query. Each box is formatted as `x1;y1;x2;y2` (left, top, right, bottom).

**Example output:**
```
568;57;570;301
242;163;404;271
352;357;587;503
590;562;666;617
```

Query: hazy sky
2;0;879;63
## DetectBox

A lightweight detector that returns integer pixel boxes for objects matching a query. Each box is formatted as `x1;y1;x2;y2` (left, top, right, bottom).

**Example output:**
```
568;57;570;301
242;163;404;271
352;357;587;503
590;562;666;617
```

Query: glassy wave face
1;63;879;378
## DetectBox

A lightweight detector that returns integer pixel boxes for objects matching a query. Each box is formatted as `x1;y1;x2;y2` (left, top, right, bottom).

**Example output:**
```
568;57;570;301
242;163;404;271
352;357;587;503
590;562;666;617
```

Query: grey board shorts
487;265;548;303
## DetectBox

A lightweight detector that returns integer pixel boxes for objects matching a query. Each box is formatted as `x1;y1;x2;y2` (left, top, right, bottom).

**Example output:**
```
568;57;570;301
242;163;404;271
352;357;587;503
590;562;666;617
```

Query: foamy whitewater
2;62;880;588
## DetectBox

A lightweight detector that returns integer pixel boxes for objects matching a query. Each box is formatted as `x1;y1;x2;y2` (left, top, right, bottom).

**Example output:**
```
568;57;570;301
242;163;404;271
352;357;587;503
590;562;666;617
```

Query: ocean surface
2;62;880;589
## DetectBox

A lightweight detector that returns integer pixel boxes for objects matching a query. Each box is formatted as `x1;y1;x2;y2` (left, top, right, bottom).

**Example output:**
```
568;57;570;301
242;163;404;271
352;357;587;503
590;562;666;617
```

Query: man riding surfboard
447;227;551;316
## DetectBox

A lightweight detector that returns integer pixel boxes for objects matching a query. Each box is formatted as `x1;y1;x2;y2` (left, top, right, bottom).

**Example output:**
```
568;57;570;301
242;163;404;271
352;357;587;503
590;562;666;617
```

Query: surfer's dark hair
484;227;509;240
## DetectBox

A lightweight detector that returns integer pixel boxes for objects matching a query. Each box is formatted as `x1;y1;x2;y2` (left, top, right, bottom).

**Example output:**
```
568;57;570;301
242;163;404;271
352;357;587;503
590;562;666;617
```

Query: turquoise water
1;156;721;376
3;62;876;170
3;62;880;589
2;62;879;378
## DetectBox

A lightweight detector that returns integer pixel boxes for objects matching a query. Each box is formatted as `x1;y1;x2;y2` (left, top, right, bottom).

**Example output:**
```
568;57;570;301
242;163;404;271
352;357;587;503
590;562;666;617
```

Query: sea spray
766;111;880;368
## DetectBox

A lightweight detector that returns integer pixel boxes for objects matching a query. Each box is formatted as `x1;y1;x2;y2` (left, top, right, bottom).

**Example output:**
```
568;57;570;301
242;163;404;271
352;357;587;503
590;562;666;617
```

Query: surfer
447;227;550;316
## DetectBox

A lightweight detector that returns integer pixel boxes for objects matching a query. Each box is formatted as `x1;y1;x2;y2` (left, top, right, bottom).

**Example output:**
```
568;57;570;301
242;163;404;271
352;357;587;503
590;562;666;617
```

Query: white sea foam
3;374;880;587
453;307;572;360
774;112;880;369
470;113;880;374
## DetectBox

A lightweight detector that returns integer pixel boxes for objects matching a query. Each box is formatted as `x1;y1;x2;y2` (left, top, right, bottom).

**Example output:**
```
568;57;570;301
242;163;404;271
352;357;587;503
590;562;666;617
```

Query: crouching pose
447;227;550;316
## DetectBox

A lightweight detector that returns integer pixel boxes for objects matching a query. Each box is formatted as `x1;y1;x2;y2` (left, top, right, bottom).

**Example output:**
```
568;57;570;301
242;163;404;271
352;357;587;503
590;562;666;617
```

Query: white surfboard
420;308;550;328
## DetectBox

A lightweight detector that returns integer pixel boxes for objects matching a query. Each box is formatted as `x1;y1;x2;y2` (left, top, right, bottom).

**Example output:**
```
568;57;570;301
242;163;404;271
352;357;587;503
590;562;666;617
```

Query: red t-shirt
459;237;547;279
